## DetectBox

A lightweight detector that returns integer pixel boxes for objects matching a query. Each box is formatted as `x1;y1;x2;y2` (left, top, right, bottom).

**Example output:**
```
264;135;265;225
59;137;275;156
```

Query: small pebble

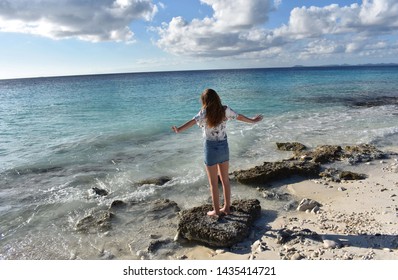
323;239;338;249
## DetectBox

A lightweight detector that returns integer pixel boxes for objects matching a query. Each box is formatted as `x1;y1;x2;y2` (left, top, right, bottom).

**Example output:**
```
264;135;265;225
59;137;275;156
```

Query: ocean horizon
1;65;398;259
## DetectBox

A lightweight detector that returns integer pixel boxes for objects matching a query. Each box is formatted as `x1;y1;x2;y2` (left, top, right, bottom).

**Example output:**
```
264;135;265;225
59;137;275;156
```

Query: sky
0;0;398;79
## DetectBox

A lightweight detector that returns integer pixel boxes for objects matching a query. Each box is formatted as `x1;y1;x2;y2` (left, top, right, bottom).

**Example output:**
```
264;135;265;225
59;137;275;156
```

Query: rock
177;199;261;247
137;176;172;186
252;240;268;253
276;142;306;152
295;145;344;163
109;200;127;210
320;168;366;181
311;251;319;258
276;228;322;245
283;201;298;211
232;160;321;185
323;239;340;249
147;238;174;253
136;250;148;260
311;206;320;214
75;210;114;233
262;190;290;201
291;253;303;260
232;143;384;186
339;171;366;180
150;199;180;213
99;250;114;260
297;198;321;212
91;187;108;196
343;144;385;164
338;187;347;192
173;231;182;242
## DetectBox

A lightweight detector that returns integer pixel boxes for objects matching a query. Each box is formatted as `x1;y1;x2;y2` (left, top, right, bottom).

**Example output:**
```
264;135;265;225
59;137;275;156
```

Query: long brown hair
201;88;225;128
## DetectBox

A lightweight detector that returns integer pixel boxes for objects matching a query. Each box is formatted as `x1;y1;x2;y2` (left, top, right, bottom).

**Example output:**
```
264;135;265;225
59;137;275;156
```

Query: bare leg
217;161;231;215
205;164;221;217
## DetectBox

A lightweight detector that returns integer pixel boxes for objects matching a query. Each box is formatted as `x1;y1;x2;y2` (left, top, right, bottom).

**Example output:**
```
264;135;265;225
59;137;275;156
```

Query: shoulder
223;105;238;120
193;109;206;123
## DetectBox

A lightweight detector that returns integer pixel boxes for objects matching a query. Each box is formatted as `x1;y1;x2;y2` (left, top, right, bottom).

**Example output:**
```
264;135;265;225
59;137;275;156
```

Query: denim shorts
204;139;229;166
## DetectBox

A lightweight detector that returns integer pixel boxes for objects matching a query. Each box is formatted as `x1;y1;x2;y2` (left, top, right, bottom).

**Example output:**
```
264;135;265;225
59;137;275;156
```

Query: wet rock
147;238;174;253
262;190;290;201
283;200;298;211
137;176;172;186
276;142;307;152
297;198;321;212
150;199;180;213
350;96;398;108
91;187;108;196
75;210;114;233
177;199;261;247
109;200;127;210
232;160;320;185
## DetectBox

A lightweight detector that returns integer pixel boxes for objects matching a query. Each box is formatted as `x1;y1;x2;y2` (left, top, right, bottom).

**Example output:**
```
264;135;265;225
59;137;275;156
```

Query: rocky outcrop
343;144;385;164
294;143;385;164
177;199;261;247
232;160;321;185
231;143;385;186
294;145;344;163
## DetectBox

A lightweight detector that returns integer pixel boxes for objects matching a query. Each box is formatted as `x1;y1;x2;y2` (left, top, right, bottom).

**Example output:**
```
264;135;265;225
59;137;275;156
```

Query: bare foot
220;207;231;215
207;210;220;217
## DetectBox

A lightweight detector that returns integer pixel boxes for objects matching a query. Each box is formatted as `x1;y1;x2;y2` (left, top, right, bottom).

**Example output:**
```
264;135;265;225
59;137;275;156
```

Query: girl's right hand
172;126;179;133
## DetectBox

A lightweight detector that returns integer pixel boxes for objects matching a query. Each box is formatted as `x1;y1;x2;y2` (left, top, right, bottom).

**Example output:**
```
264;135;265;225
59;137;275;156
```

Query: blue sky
0;0;397;79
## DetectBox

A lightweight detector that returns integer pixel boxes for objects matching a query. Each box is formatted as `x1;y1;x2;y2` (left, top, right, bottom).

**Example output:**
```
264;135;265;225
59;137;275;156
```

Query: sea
1;66;398;259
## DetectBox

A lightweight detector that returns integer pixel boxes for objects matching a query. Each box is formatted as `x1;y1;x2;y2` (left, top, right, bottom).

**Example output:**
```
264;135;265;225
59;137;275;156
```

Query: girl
172;89;263;217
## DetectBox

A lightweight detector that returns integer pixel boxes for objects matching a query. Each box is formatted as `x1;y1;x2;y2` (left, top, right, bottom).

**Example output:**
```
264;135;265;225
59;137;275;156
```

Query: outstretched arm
172;119;196;133
237;114;263;124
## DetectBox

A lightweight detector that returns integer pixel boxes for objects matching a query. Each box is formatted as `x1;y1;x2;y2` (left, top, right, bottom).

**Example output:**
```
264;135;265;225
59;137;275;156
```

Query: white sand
184;157;398;260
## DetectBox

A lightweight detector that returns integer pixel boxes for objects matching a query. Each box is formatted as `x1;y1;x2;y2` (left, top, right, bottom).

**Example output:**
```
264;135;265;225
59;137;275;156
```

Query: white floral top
193;106;238;141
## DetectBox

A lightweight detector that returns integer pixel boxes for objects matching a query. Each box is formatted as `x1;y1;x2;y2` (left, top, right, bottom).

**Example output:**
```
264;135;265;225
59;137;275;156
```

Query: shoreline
182;152;398;260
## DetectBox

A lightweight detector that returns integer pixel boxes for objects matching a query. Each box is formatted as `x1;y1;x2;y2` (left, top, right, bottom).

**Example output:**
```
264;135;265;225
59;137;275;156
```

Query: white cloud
0;0;158;42
156;0;274;57
156;0;398;62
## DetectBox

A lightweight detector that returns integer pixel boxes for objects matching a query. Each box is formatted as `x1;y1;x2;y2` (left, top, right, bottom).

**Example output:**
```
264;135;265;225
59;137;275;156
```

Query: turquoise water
1;66;398;259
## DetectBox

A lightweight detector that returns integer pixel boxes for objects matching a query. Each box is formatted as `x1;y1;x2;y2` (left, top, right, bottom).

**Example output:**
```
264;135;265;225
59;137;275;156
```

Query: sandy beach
183;152;398;260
